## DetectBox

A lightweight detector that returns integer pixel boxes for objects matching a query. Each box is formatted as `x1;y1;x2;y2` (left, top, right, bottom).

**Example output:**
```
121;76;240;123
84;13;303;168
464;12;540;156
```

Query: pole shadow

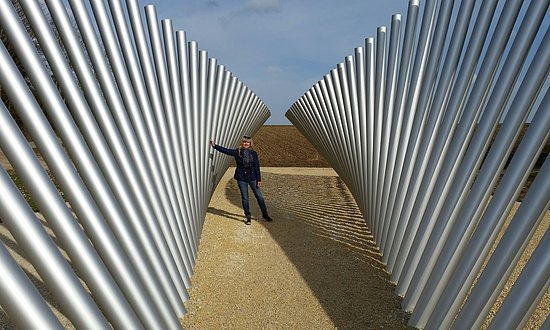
223;171;411;328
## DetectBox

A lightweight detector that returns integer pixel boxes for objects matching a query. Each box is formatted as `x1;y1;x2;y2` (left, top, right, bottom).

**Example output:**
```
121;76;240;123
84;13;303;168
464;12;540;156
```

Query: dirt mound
252;125;330;167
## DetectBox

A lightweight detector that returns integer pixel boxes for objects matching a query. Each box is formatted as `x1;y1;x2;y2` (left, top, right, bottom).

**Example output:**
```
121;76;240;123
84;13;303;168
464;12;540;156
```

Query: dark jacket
213;145;262;182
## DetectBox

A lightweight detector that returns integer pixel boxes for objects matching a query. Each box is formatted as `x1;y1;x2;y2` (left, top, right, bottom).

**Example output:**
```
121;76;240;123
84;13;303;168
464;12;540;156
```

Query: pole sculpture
286;0;549;328
0;0;269;328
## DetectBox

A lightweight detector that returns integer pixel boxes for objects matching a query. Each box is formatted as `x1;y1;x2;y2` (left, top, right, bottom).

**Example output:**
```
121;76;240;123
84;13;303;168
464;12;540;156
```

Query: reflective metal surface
286;0;549;328
0;0;269;328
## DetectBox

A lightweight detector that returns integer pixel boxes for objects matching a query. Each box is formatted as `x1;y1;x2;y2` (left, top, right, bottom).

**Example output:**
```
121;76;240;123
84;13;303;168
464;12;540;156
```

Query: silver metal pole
452;89;550;330
375;15;401;243
68;0;188;326
488;224;550;330
386;0;467;274
372;26;386;236
203;57;218;217
124;1;191;299
380;0;419;253
355;46;369;217
198;49;210;229
189;40;203;236
398;0;528;304
410;24;550;329
382;0;438;266
402;0;548;314
162;18;198;262
365;37;375;226
0;2;144;327
103;0;188;312
0;166;65;330
177;33;202;250
391;0;492;283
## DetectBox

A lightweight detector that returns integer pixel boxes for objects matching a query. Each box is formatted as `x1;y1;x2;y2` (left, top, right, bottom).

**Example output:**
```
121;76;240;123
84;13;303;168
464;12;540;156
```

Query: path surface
1;165;546;328
181;168;409;329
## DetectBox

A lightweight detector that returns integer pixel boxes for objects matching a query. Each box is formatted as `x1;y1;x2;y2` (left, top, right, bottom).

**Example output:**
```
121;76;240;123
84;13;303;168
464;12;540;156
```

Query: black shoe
263;214;273;222
245;216;251;225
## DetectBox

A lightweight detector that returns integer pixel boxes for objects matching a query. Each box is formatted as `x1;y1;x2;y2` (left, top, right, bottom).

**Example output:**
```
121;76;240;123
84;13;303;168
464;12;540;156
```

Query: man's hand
209;140;215;147
257;181;262;188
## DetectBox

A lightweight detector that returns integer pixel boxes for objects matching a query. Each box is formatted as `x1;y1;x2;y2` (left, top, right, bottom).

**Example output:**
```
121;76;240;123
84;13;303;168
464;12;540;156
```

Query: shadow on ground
223;171;410;328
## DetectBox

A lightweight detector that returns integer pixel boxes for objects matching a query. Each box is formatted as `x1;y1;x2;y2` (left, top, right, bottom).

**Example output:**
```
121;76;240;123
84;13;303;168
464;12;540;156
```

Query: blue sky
149;0;409;124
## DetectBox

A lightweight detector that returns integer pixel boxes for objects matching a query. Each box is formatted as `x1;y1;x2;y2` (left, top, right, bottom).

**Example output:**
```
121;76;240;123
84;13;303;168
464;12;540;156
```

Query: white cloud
154;0;409;124
243;0;281;14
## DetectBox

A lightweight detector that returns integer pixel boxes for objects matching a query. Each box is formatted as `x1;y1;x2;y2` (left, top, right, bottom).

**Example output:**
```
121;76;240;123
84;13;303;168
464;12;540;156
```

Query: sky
147;0;409;125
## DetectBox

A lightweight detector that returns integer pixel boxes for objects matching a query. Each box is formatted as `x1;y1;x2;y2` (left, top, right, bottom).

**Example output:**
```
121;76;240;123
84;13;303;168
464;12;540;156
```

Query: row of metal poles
287;0;549;328
0;0;269;328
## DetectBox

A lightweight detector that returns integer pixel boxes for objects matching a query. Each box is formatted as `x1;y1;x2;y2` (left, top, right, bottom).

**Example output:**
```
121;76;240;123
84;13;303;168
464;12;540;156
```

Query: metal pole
375;15;401;243
162;18;198;262
365;37;375;226
380;0;419;253
124;1;191;300
0;166;65;330
410;23;550;329
104;0;188;312
177;33;202;250
382;0;438;266
0;105;110;328
398;0;528;304
391;0;492;284
372;26;386;236
452;89;550;330
488;223;550;330
0;2;143;327
386;0;464;274
68;0;188;326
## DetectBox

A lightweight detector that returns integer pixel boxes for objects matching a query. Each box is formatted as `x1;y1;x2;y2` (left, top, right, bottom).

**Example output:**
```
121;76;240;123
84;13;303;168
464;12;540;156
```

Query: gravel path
0;166;547;328
181;168;410;329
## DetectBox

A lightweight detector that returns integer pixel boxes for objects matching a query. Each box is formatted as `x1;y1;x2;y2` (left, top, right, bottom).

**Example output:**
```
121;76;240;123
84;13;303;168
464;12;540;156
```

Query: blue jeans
237;180;268;217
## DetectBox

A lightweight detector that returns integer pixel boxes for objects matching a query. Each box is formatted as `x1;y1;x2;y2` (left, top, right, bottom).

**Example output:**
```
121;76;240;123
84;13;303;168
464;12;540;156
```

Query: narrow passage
182;167;409;329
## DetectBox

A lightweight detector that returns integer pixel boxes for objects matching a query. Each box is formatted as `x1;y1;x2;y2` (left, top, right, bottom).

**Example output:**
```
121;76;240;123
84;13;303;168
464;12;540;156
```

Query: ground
180;167;549;329
181;168;411;329
252;125;330;167
0;125;548;329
